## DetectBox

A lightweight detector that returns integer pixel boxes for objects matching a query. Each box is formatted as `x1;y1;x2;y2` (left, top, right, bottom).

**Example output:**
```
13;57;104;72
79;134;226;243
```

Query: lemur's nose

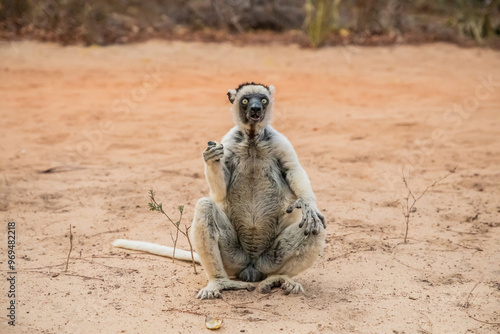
251;105;262;113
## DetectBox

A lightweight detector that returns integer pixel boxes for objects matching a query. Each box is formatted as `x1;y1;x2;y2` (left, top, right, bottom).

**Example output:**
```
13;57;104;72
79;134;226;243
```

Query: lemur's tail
112;239;201;264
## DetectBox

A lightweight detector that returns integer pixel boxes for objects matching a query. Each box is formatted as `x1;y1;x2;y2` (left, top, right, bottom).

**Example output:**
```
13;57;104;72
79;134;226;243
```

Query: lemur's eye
242;99;248;105
261;98;268;104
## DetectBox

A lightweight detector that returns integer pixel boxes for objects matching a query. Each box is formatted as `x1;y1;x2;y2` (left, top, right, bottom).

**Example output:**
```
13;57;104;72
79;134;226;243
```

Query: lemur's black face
239;93;270;124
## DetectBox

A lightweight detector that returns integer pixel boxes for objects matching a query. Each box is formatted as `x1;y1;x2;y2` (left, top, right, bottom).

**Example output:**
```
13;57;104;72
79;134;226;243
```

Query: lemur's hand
286;198;325;236
203;141;224;163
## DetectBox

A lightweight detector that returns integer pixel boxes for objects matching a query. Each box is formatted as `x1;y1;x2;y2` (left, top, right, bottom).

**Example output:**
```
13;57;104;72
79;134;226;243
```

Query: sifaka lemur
114;82;326;299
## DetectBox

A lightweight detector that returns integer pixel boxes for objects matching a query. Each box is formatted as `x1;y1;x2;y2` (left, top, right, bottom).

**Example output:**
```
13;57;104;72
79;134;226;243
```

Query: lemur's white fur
114;83;325;300
112;239;200;263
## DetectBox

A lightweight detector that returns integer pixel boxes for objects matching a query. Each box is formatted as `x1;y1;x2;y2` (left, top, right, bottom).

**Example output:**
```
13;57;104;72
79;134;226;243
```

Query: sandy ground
1;40;499;334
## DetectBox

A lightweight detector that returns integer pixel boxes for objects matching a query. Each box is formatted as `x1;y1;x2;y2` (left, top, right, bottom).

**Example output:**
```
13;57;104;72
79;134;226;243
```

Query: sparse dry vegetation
400;167;457;244
0;0;499;47
64;224;73;272
148;190;197;274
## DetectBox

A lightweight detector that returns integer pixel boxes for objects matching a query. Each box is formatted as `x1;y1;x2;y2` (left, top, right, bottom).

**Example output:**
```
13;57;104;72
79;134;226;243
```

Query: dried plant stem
173;209;182;263
148;190;197;274
64;224;73;272
465;279;500;325
401;167;457;243
62;273;104;281
184;225;197;273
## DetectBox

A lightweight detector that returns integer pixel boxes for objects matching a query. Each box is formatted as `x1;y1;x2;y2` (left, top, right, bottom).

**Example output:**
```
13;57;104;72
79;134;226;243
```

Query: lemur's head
227;82;275;134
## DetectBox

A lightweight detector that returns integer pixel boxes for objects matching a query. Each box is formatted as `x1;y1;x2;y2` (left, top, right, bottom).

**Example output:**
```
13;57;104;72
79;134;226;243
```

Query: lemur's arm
274;130;326;234
277;137;316;203
203;141;228;203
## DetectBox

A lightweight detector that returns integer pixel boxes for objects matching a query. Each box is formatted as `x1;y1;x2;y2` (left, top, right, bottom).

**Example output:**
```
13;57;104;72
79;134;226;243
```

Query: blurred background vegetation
0;0;498;47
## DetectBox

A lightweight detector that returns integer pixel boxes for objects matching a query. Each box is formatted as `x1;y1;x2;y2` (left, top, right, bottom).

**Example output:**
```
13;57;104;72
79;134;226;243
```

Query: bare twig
418;311;433;334
64;224;73;272
392;246;425;271
327;248;377;262
86;227;128;238
40;166;84;173
172;207;182;264
465;279;500;325
169;231;176;263
162;308;204;317
61;273;104;281
148;190;197;274
401;167;457;243
23;270;104;281
184;225;197;274
10;263;65;271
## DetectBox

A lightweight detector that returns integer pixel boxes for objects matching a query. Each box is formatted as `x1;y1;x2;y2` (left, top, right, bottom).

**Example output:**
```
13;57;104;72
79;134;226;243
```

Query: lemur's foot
257;275;304;295
196;278;255;299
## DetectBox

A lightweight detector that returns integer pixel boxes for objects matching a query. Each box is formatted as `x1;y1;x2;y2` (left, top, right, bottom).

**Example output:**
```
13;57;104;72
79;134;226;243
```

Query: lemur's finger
310;212;320;235
309;211;319;235
205;144;223;152
208;141;217;147
203;146;224;161
299;211;307;228
204;146;224;156
298;204;308;228
303;210;312;235
204;148;218;155
207;146;224;153
286;206;294;214
317;212;326;228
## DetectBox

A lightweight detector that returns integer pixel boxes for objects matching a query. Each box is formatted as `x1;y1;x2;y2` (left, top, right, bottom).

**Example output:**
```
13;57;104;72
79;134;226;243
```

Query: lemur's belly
225;158;295;259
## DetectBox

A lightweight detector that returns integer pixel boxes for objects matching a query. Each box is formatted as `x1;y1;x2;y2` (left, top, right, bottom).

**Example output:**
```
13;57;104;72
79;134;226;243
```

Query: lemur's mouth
249;114;262;122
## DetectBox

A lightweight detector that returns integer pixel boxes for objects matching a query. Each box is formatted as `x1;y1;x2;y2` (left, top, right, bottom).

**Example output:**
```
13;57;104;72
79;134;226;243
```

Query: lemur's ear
268;85;276;96
227;89;237;104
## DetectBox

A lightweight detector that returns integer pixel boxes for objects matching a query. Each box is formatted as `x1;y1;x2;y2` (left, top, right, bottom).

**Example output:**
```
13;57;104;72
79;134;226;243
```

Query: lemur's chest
224;143;287;256
227;142;282;196
225;141;290;221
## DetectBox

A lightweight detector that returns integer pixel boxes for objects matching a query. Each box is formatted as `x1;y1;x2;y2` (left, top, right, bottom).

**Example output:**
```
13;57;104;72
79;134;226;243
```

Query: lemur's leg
254;214;326;294
190;197;253;299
